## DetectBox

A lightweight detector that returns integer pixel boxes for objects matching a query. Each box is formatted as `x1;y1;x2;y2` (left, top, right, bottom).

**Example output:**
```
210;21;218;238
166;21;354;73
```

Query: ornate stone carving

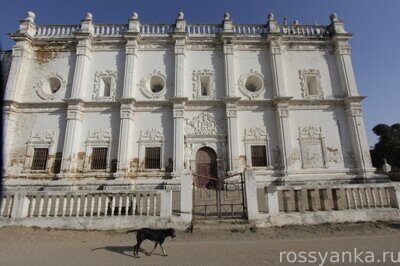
185;112;225;135
298;126;327;168
192;69;216;100
138;70;168;99
87;129;112;142
245;127;268;139
226;109;237;118
237;69;265;99
93;70;117;101
326;147;343;164
140;128;164;141
299;69;324;99
173;109;184;118
34;72;66;101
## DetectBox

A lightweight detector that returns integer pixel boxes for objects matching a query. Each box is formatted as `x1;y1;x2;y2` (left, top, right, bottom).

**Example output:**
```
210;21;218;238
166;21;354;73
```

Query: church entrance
193;147;247;219
195;147;218;188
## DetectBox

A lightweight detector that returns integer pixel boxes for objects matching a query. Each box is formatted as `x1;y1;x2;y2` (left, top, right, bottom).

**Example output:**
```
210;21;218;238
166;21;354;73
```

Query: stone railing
94;24;127;36
140;24;174;35
265;183;399;216
35;25;80;37
1;189;172;220
32;23;330;38
279;24;329;37
233;25;267;34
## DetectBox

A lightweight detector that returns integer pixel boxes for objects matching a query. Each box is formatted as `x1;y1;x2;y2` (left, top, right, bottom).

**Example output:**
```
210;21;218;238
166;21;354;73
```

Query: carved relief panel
298;126;328;169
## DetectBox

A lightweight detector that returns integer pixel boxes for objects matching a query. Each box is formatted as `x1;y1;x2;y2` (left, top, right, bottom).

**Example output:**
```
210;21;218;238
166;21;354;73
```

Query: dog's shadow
91;246;164;258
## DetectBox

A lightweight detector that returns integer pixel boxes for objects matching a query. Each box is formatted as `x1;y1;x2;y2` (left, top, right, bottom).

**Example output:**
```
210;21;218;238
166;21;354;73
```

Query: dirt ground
0;222;400;265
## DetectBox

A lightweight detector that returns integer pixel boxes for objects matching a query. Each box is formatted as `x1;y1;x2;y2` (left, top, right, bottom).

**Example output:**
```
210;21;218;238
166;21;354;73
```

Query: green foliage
371;123;400;170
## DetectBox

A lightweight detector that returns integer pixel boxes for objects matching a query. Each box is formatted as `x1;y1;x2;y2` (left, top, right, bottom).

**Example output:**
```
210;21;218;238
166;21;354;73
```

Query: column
115;13;140;178
345;101;374;177
3;12;35;174
222;13;235;97
172;99;186;176
171;12;187;177
267;15;294;176
329;13;374;177
173;12;186;97
222;14;240;173
59;13;93;176
224;98;240;173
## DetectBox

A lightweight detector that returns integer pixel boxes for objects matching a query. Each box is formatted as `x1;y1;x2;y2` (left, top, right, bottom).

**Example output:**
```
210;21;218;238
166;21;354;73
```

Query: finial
26;11;36;22
267;13;274;21
131;12;139;20
293;20;299;25
283;17;288;25
330;13;338;22
85;12;93;20
224;12;230;21
177;11;184;20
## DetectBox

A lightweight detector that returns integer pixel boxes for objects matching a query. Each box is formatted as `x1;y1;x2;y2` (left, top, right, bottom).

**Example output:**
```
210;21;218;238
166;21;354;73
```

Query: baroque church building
3;11;379;189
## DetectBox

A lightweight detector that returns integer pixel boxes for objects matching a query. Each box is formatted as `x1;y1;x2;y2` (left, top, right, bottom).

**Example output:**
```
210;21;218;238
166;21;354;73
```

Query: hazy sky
1;0;399;146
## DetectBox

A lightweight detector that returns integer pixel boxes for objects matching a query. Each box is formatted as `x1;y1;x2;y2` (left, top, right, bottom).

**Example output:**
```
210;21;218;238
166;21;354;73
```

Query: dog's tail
126;229;139;234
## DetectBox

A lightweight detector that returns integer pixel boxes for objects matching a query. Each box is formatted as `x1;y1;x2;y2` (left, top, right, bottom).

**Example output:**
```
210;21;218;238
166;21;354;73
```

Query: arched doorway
195;147;218;188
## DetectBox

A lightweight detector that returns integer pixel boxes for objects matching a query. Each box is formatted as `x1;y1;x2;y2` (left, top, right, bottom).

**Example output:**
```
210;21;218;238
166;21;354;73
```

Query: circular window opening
42;77;62;94
150;76;165;93
245;75;263;92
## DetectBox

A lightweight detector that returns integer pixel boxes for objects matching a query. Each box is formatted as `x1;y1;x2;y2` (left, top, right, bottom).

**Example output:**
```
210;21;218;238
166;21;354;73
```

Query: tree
371;123;400;170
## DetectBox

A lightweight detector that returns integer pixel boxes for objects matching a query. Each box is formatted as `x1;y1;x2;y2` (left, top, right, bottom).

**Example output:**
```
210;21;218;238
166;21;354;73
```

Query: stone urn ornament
382;159;392;173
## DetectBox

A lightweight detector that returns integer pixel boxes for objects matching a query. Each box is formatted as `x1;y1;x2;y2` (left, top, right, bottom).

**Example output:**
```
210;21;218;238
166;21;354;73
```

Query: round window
42;77;62;94
245;75;263;92
150;76;165;93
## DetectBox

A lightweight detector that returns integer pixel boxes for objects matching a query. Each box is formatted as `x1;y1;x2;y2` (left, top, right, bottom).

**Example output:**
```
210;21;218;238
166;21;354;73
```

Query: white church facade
3;11;379;187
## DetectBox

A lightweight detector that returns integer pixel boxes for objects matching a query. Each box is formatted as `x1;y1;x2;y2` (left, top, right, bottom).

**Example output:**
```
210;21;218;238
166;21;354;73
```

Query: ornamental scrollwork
34;72;66;101
237;69;265;99
185;112;225;135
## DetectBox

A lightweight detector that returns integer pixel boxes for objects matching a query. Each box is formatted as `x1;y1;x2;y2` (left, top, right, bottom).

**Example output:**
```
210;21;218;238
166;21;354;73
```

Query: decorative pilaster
267;15;293;176
114;13;141;178
274;98;294;176
115;100;135;178
173;12;187;97
4;12;36;173
222;13;236;97
329;13;358;97
59;13;93;177
345;99;374;177
171;98;187;177
223;97;241;173
60;100;84;175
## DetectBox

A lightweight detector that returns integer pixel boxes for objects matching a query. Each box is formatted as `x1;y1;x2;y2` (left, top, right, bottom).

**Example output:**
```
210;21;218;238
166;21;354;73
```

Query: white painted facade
3;11;379;185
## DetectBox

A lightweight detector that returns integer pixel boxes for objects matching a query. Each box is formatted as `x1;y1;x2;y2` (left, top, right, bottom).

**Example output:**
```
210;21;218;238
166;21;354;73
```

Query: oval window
150;76;165;93
245;75;263;92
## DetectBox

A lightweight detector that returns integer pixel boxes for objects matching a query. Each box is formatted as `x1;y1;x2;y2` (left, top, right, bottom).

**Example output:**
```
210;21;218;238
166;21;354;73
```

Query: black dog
126;228;176;257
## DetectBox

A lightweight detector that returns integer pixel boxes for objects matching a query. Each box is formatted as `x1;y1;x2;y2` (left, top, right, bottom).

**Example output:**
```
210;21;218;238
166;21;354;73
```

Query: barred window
251;145;267;167
145;147;161;169
91;147;108;170
31;148;49;170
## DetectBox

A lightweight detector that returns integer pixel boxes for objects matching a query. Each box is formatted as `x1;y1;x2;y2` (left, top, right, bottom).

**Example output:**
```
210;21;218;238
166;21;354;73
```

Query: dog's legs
160;244;167;256
147;243;158;256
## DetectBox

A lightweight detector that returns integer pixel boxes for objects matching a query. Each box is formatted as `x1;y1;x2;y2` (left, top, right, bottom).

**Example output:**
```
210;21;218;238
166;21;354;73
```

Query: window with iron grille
91;147;108;170
31;148;49;170
145;147;161;169
251;145;267;167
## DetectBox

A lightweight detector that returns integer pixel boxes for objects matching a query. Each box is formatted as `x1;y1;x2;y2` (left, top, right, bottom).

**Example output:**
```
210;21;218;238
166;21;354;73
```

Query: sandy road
0;222;399;266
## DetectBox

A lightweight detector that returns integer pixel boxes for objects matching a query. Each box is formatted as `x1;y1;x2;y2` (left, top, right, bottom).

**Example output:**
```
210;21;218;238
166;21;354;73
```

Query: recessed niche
200;76;211;96
306;75;318;96
100;76;112;97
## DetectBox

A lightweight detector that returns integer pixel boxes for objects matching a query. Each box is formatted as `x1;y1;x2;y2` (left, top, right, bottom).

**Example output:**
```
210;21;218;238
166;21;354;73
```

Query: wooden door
195;147;218;188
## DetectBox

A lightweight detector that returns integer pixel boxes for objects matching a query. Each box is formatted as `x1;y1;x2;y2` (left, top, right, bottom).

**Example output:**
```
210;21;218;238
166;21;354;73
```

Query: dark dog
126;228;176;257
